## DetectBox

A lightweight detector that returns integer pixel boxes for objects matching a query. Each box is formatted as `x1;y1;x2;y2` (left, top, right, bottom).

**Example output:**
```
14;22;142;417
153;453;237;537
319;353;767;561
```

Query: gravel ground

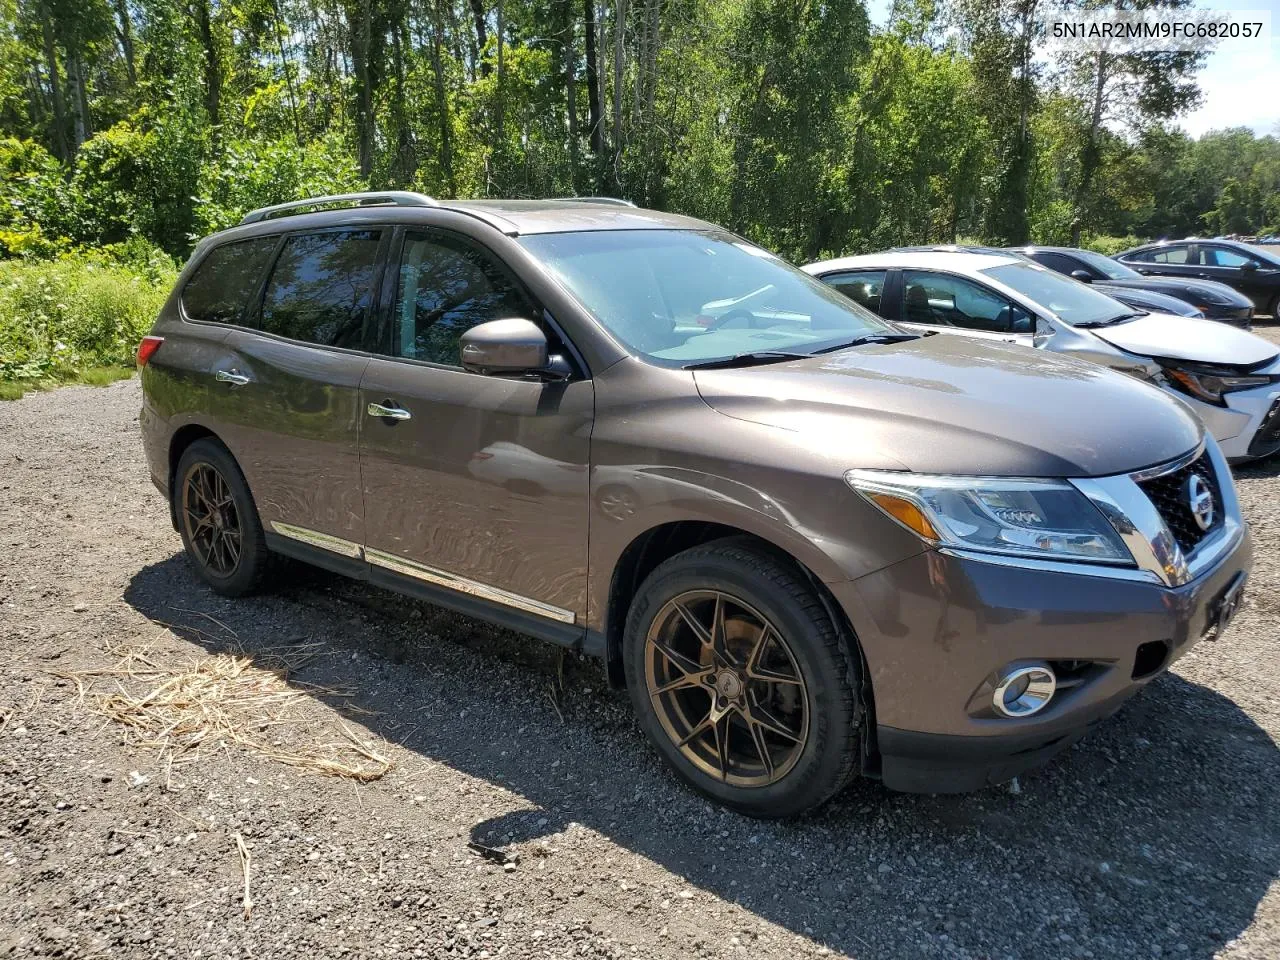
2;329;1279;960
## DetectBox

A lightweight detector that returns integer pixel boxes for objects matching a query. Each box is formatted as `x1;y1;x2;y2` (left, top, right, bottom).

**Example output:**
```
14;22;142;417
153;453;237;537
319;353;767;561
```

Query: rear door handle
367;401;412;421
215;369;250;386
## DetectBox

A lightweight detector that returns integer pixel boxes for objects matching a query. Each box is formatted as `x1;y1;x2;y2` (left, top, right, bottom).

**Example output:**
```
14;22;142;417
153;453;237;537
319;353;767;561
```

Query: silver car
804;250;1280;461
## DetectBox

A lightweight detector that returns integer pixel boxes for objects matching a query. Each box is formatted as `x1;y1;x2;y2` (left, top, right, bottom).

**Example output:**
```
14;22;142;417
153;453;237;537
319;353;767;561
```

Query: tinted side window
1148;246;1189;264
260;230;382;349
902;271;1032;333
1205;247;1252;267
1034;252;1080;275
182;237;278;324
394;230;534;366
824;271;889;315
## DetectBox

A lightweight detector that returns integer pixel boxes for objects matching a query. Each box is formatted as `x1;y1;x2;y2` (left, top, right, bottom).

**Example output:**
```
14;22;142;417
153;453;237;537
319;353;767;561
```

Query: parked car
1013;245;1252;326
140;194;1252;816
806;249;1280;462
1090;285;1207;319
1114;239;1280;322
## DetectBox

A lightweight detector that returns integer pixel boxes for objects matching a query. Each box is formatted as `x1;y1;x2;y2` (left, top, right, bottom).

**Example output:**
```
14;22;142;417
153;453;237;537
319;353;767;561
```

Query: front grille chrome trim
1072;436;1243;588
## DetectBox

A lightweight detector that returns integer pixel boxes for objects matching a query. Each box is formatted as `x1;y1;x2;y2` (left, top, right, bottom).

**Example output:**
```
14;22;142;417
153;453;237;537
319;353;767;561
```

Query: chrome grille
1135;451;1221;556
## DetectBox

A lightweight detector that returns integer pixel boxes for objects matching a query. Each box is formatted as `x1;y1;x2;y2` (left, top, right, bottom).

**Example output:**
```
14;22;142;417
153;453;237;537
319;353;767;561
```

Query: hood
1091;312;1279;367
693;335;1201;478
1095;276;1253;306
1094;284;1202;317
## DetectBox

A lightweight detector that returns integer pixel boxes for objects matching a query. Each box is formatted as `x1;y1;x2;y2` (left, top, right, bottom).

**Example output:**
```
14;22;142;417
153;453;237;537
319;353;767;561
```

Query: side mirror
461;318;562;377
1070;270;1093;283
1241;261;1259;272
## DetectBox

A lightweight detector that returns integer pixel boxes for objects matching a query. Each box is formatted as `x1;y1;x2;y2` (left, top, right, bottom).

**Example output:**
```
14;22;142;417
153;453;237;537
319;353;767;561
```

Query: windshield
519;229;895;364
1072;249;1140;280
981;262;1134;326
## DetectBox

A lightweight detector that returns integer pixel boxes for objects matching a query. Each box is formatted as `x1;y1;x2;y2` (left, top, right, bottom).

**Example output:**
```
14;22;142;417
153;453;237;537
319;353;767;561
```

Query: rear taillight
136;335;164;367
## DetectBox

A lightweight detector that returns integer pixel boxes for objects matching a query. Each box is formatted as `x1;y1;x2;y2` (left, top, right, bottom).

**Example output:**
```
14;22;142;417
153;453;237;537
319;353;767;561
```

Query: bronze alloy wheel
181;462;243;578
644;589;810;787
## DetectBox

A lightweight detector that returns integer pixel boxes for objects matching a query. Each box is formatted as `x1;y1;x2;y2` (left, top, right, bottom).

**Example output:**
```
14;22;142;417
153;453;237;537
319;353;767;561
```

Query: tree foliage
0;0;1275;268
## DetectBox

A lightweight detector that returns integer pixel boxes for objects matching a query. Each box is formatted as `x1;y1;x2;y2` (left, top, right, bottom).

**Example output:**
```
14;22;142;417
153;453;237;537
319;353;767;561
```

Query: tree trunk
65;47;88;151
347;0;375;179
584;0;603;157
495;0;505;143
40;20;68;160
564;0;579;187
610;0;627;180
1073;49;1109;233
272;0;304;143
194;0;222;148
390;14;415;185
430;0;456;194
468;0;489;76
112;0;137;86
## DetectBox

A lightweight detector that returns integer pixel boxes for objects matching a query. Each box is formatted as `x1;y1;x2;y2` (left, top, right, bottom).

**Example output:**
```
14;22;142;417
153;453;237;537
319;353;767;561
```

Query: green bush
1080;234;1146;256
0;254;175;382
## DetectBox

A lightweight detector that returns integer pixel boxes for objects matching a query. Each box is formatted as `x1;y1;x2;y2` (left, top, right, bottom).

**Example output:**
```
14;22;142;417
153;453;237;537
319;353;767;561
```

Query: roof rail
240;191;439;225
557;196;636;207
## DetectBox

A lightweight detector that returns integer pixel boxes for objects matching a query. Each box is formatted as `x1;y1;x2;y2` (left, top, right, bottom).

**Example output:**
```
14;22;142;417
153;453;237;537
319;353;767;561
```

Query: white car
803;249;1280;461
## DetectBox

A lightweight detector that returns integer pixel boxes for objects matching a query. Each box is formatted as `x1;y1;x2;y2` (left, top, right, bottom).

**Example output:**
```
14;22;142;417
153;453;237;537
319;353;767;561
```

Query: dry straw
58;638;392;782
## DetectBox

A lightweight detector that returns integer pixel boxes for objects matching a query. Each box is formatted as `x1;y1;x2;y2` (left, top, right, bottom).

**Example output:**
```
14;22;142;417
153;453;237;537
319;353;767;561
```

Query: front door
358;227;593;631
208;227;387;556
1198;244;1271;312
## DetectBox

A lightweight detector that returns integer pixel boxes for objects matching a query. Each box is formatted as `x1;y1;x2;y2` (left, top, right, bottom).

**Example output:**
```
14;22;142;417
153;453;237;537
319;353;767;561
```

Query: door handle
215;369;250;386
367;401;412;421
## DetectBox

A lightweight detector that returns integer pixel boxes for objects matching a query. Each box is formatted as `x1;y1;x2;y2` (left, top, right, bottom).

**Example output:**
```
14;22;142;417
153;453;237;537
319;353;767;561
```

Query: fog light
993;663;1056;718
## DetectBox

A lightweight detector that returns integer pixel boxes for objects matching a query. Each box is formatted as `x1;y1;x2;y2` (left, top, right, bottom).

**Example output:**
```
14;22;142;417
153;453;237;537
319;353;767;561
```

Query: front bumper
1200;304;1253;327
1165;382;1280;461
829;523;1252;793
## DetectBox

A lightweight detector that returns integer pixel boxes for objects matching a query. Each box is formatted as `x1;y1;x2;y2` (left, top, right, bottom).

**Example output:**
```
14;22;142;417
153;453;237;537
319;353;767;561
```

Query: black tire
174;438;271;597
623;539;863;818
1270;294;1280;323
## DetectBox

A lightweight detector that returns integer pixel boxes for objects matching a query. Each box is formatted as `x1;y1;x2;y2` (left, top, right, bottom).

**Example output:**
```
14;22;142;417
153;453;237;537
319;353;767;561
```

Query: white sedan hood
1093;312;1279;367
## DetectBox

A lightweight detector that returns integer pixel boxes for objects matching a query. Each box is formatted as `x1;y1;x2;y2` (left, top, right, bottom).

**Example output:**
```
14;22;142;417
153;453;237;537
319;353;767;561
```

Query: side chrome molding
268;521;576;624
271;521;364;558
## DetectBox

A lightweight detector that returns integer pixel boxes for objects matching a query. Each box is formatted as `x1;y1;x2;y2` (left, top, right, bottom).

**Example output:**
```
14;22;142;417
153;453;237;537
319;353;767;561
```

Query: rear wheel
174;439;270;596
1270;295;1280;323
623;540;863;817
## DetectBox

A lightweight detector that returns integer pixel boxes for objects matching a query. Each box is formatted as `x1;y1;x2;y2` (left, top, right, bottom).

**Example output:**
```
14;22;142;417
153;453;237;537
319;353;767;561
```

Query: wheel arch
166;423;222;529
602;520;880;775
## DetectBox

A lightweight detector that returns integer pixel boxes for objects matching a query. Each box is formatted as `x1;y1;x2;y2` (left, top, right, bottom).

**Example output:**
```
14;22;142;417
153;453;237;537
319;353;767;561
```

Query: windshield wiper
683;350;811;370
811;333;919;354
1075;312;1145;328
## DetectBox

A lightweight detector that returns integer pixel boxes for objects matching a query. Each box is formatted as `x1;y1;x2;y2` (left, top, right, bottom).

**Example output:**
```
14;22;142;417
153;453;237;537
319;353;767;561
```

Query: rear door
898;270;1036;346
208;227;387;558
357;227;593;634
1127;243;1198;280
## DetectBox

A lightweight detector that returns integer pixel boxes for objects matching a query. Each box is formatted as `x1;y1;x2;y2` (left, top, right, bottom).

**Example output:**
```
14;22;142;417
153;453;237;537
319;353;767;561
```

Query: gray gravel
2;335;1279;959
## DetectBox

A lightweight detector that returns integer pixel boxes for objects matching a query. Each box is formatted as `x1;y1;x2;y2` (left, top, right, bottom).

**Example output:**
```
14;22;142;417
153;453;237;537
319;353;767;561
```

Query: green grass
0;364;135;401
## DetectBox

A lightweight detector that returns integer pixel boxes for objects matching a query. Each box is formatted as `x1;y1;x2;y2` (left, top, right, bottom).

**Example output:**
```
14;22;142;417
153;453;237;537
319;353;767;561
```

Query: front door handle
367;401;412;421
215;369;250;386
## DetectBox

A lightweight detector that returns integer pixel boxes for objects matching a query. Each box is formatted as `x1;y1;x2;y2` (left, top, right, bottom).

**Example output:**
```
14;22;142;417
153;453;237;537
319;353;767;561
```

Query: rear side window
823;270;888;315
260;230;383;349
182;237;278;324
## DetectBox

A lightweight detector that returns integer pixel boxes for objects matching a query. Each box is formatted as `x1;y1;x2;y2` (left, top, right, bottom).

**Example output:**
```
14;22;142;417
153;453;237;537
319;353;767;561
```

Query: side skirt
263;528;587;652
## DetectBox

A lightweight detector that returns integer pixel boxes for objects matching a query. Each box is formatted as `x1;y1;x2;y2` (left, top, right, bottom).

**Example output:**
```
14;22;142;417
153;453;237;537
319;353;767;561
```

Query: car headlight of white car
1158;361;1276;406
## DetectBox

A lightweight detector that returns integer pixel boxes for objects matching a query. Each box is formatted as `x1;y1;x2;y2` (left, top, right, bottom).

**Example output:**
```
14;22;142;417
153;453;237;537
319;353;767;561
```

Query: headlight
846;471;1132;564
1160;363;1274;406
1195;289;1233;305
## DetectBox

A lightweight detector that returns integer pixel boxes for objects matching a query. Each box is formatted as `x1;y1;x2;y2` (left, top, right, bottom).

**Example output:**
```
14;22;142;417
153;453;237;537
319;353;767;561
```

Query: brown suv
138;193;1252;817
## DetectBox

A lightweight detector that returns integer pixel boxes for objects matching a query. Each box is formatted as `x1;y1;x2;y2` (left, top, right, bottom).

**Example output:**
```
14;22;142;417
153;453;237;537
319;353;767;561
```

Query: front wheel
623;540;863;818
